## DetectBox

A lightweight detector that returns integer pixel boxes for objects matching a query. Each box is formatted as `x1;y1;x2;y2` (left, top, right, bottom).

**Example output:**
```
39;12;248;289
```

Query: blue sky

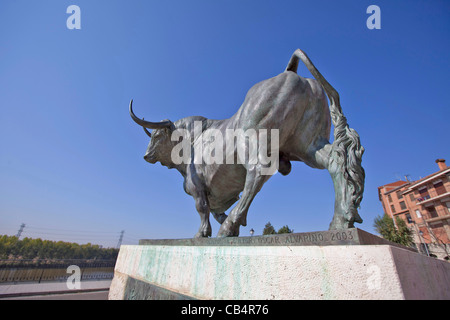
1;0;449;247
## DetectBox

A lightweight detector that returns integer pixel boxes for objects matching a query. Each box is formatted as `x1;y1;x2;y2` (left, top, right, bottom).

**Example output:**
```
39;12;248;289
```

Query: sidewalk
0;280;111;298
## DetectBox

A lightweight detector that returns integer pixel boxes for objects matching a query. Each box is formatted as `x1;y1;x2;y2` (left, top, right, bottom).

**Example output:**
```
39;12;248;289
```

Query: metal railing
0;259;116;283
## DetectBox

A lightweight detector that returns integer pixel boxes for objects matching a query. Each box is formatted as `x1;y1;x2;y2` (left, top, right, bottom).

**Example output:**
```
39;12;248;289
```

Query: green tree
373;214;413;247
277;225;294;234
262;223;294;235
262;222;276;235
0;235;119;260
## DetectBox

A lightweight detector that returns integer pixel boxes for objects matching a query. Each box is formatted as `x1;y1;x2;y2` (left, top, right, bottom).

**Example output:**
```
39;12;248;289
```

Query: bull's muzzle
144;153;157;164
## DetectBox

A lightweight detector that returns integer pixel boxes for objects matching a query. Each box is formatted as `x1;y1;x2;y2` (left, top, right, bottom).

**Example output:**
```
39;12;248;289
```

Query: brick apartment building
378;159;450;259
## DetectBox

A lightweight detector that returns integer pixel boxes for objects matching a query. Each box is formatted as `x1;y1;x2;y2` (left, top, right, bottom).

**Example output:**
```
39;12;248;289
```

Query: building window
396;190;403;199
391;205;396;213
415;209;422;218
446;202;450;214
409;193;415;202
427;206;438;218
418;187;430;201
433;181;446;195
405;214;413;223
388;194;392;203
399;201;407;210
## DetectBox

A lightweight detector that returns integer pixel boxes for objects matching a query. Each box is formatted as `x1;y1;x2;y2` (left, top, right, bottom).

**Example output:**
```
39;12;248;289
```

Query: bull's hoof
194;228;211;238
194;232;210;238
328;214;356;230
217;219;240;237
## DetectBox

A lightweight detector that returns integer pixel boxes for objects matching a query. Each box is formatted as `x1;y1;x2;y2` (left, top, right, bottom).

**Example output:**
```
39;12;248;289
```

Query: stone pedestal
109;229;450;300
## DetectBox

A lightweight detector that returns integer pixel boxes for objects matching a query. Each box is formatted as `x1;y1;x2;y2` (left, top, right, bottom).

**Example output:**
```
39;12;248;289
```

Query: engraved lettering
347;231;354;240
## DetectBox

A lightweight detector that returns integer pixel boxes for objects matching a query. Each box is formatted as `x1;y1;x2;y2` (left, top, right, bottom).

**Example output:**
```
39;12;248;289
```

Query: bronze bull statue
130;49;365;237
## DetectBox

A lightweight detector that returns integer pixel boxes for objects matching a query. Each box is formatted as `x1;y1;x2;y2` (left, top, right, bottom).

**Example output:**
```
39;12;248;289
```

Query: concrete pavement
0;280;111;299
0;290;109;300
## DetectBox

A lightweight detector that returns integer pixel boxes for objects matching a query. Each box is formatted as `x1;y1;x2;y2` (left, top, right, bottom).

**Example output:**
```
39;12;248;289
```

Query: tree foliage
373;214;413;247
277;225;294;234
262;222;276;235
262;222;293;235
0;235;119;260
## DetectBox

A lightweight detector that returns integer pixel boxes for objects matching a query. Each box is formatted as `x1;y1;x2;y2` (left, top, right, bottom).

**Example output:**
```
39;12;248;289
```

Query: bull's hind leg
217;164;271;237
290;47;365;229
306;137;364;230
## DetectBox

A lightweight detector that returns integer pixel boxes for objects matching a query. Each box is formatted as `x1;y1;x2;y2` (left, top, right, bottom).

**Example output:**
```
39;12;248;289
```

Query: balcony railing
416;191;450;205
425;214;450;223
417;195;431;202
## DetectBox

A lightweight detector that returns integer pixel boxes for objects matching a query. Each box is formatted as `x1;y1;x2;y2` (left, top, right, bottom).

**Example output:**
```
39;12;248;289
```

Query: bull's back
232;71;330;153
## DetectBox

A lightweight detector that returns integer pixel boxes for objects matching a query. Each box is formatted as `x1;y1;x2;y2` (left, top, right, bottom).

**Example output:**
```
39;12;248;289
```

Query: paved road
0;280;111;300
1;290;109;300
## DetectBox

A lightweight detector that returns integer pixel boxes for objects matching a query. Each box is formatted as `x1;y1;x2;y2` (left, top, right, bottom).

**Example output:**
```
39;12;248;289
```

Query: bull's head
129;100;176;168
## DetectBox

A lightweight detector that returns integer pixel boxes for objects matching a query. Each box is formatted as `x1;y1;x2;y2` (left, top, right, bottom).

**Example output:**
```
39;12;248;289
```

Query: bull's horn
129;99;173;129
142;119;152;138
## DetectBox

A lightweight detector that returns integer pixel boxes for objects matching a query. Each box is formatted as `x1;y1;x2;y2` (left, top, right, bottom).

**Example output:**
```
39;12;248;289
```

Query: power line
2;223;144;247
122;234;143;240
21;234;117;241
26;226;120;234
23;231;120;238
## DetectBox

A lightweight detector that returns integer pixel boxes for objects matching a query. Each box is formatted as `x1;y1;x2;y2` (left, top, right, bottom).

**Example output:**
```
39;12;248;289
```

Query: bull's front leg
217;165;271;237
186;165;212;238
193;193;212;238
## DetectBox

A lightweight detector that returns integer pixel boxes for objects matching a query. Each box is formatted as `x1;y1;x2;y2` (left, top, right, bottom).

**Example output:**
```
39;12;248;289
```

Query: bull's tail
286;49;365;225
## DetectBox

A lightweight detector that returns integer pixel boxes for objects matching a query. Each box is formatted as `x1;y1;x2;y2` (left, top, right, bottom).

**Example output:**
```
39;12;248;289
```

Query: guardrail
0;259;116;283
